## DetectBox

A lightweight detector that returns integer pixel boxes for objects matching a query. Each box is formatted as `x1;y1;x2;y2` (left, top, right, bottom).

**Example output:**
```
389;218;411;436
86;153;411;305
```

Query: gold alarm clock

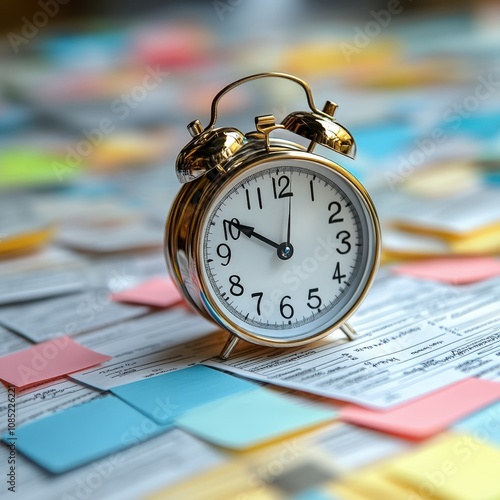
165;73;380;359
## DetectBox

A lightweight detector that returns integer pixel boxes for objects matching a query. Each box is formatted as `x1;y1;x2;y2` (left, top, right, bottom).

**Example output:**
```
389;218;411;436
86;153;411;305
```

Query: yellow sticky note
450;228;500;255
336;468;428;500
327;483;371;500
385;434;500;500
0;226;55;257
146;460;283;500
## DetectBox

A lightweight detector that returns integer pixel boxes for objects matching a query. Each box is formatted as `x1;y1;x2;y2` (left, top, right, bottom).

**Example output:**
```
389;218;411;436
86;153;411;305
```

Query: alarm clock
165;73;380;359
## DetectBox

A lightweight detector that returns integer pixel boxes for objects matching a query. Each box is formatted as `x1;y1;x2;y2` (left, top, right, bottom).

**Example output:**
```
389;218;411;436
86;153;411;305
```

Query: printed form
206;275;500;409
70;309;224;390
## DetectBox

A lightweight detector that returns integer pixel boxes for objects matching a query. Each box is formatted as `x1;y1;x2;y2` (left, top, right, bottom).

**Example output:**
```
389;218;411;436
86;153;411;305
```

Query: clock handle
219;334;240;360
205;72;326;131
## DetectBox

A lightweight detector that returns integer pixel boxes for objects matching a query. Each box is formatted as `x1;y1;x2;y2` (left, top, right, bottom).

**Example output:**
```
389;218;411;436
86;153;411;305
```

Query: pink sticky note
0;337;111;389
393;257;500;285
340;378;500;440
110;277;183;308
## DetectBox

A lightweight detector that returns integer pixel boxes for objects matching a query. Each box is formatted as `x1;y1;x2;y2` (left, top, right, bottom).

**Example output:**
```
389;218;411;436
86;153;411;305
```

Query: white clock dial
200;157;377;343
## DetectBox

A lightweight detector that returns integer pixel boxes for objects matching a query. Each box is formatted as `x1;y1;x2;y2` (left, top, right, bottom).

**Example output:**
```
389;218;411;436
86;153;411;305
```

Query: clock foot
340;322;356;341
219;335;240;360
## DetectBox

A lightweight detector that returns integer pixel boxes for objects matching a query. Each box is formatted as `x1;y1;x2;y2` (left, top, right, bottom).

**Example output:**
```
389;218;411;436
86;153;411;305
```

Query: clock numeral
328;201;344;224
309;179;315;202
216;243;231;266
307;288;322;309
336;230;351;255
245;187;263;211
332;262;347;283
251;292;263;316
279;295;294;319
229;275;244;296
223;218;241;241
272;175;293;199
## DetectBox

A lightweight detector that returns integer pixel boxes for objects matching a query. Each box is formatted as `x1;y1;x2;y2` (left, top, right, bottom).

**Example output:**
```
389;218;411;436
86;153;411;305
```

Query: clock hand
286;193;292;246
229;221;280;250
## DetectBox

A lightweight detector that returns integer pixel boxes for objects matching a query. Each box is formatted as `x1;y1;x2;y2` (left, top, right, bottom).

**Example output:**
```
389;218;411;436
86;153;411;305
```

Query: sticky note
385;434;500;500
335;467;423;500
291;489;339;500
111;365;257;424
0;225;55;257
3;396;171;473
393;257;500;285
353;123;415;159
0;149;78;188
454;402;500;447
110;277;182;308
176;388;336;450
451;228;500;255
340;378;500;439
0;336;111;388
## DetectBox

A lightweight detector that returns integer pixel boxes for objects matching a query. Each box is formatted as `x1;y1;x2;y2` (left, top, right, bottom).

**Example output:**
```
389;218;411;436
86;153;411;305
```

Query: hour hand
229;221;280;250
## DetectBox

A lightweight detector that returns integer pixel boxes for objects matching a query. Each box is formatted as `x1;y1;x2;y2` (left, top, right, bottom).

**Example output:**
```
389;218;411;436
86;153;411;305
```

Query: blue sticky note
291;489;339;500
111;365;257;424
3;396;171;474
454;402;500;447
352;122;415;159
176;388;336;450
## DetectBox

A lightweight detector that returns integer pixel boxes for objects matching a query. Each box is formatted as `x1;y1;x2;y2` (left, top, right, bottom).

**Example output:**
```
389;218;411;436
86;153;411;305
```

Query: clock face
199;156;378;344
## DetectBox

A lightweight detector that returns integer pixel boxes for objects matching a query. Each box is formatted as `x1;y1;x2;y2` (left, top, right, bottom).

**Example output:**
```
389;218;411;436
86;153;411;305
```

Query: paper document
392;187;500;236
0;379;102;434
206;275;500;409
71;309;223;390
306;423;411;471
0;291;149;342
0;268;85;305
0;326;31;356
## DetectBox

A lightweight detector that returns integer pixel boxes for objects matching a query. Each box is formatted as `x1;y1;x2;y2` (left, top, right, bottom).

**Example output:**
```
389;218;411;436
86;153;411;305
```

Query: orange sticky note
340;378;500;440
110;277;183;308
393;257;500;284
0;336;111;389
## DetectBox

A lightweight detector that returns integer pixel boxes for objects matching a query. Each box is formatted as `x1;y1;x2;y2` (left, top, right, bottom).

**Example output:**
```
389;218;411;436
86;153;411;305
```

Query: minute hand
230;221;280;250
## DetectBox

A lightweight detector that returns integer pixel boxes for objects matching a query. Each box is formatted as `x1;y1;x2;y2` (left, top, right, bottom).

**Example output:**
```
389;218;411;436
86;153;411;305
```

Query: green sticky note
0;149;79;188
176;388;336;450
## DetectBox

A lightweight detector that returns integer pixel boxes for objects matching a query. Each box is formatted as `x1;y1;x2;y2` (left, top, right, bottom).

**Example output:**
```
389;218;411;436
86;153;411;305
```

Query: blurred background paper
393;256;500;284
110;276;183;308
